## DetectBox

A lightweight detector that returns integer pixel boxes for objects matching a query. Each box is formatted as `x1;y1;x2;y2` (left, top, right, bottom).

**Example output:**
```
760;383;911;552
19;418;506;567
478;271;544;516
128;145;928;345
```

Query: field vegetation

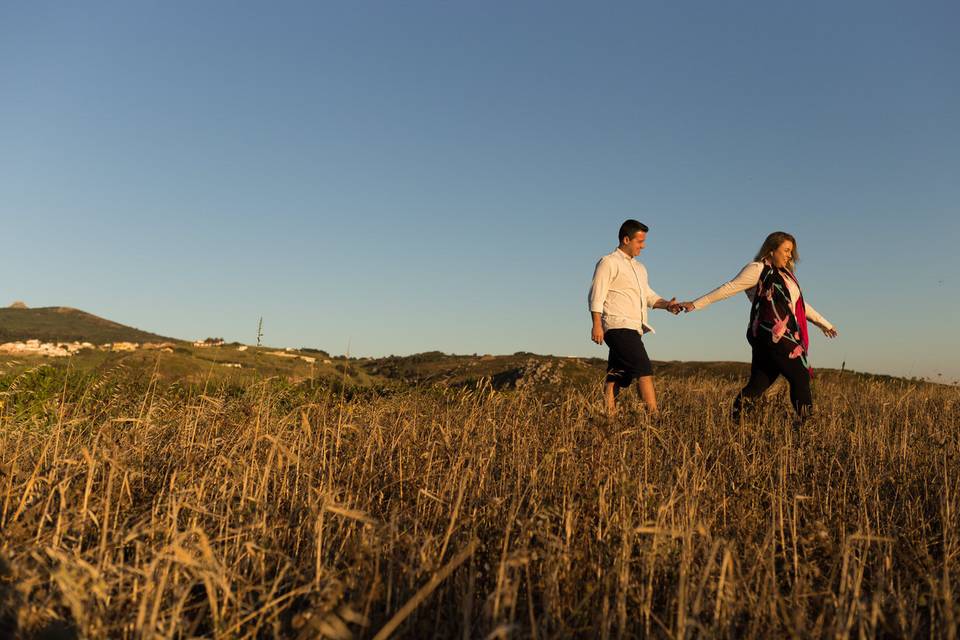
1;362;957;638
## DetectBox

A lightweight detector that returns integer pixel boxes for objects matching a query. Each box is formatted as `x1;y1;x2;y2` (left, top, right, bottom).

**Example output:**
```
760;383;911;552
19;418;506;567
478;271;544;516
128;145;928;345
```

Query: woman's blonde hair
754;231;799;271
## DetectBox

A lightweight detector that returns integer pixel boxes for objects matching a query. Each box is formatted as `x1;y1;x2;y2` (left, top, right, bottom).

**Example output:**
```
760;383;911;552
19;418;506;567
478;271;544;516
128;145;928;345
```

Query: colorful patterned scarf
749;262;813;377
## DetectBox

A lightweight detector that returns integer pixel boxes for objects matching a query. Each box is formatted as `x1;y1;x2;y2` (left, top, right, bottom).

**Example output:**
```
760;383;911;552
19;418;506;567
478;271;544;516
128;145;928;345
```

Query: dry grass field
1;364;958;638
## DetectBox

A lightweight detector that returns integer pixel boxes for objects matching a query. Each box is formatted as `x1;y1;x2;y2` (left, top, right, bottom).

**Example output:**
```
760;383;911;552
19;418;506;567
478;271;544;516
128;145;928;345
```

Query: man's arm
591;312;604;344
645;278;681;314
589;259;612;343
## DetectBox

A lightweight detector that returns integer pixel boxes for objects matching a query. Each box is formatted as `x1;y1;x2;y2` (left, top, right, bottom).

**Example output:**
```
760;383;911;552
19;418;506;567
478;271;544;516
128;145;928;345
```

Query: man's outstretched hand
665;298;683;315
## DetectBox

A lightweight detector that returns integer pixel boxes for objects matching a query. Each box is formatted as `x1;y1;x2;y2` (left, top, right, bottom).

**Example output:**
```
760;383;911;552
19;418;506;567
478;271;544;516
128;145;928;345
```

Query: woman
681;232;838;422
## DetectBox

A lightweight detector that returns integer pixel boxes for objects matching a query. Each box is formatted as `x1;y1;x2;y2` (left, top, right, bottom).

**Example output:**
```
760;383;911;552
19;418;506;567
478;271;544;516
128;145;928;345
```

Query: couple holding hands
588;219;838;421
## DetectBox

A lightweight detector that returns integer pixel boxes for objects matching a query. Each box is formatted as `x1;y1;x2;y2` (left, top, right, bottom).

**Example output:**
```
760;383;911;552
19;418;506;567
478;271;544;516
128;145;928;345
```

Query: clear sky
2;1;958;381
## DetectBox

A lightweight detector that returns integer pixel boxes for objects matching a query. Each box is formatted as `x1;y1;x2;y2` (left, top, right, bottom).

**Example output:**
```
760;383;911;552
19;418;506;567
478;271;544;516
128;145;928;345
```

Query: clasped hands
659;298;694;315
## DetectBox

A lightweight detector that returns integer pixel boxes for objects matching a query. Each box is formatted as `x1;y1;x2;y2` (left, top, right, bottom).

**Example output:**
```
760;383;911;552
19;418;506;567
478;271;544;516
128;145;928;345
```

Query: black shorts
603;328;652;385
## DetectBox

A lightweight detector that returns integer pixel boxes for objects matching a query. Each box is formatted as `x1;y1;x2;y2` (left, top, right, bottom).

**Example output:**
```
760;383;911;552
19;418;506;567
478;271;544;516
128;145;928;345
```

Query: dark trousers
733;343;812;421
603;328;652;386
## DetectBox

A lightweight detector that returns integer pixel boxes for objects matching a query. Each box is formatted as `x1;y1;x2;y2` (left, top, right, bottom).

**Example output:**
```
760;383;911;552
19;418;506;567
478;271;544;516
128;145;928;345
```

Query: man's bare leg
604;381;621;416
635;376;658;414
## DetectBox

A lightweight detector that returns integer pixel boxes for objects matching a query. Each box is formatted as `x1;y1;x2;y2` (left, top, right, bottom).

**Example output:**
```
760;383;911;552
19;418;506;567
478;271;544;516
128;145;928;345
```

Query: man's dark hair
618;219;649;243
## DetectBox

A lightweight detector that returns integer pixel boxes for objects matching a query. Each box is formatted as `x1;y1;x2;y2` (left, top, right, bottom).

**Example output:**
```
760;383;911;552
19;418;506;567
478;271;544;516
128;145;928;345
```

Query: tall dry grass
1;365;958;638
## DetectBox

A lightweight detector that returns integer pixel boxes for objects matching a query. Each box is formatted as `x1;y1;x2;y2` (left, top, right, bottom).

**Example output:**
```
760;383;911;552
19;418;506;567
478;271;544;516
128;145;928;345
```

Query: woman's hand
821;326;838;338
680;301;696;313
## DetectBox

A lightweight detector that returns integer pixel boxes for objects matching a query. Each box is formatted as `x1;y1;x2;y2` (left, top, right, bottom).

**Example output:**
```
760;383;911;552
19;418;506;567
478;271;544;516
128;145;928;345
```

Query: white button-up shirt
588;248;663;334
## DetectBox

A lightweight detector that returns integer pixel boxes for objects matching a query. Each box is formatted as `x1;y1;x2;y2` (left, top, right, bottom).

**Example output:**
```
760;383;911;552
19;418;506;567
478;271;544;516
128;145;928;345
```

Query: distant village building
142;342;176;350
111;342;139;352
0;340;95;357
8;301;28;309
193;338;225;348
237;345;248;352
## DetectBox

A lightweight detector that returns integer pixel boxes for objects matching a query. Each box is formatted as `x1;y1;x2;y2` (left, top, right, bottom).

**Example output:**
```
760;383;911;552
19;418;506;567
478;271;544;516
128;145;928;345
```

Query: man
589;219;680;416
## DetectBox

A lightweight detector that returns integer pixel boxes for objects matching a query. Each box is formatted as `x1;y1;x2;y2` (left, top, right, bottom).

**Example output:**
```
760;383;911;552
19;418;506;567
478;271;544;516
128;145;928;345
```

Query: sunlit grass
1;367;957;638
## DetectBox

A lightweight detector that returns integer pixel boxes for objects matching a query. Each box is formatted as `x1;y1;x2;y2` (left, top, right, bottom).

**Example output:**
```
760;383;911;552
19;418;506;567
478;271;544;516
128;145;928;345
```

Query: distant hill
0;306;178;344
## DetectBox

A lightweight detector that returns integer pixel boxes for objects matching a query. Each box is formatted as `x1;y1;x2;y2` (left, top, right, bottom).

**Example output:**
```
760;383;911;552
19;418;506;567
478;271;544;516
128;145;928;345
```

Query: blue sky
2;1;958;380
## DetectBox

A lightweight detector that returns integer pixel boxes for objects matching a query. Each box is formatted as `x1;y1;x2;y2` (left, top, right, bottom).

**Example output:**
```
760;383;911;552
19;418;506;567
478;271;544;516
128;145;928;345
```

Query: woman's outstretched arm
682;262;763;312
804;301;839;337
